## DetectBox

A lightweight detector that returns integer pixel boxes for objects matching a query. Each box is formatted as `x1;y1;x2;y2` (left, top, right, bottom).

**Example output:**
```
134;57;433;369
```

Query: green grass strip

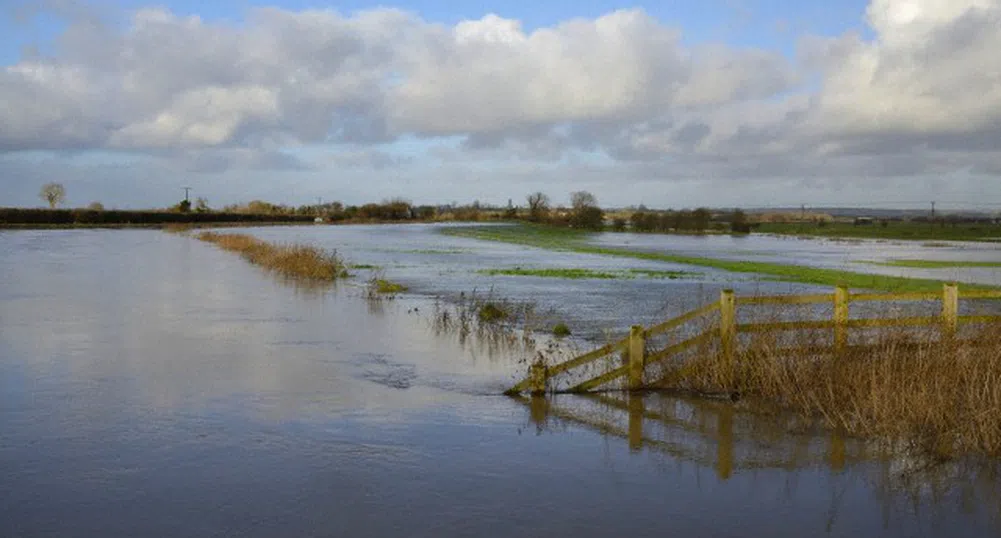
869;259;1001;269
442;224;994;293
478;267;696;279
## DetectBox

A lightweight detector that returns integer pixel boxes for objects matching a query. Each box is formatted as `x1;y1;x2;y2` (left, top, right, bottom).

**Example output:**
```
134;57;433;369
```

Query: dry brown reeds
664;323;1001;460
197;232;347;281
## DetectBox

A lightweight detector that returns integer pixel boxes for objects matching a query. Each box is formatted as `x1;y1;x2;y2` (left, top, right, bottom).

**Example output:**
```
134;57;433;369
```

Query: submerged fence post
720;290;736;367
942;282;959;341
628;325;646;390
834;284;850;354
528;360;548;395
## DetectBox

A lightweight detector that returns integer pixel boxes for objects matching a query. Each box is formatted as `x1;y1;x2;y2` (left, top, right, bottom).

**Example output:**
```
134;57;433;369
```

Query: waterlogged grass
197;232;347;281
404;248;470;255
372;278;408;293
480;268;619;279
479;267;696;280
758;221;1001;242
869;259;1001;269
666;324;1001;460
443;224;994;292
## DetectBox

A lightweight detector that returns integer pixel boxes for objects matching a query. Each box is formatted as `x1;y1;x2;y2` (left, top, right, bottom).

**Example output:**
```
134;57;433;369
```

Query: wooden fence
506;283;1001;395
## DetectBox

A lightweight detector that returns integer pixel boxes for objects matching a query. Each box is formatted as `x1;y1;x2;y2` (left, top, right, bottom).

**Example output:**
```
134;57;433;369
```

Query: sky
1;0;1000;211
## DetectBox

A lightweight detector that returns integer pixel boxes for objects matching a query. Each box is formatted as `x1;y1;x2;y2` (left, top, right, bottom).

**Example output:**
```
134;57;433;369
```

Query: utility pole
800;204;806;221
182;187;192;202
931;201;936;219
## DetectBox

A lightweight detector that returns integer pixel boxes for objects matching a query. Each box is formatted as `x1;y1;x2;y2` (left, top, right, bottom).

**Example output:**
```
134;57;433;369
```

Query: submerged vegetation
370;278;408;294
757;220;1001;242
443;223;994;293
869;259;1001;269
478;267;696;279
197;232;347;281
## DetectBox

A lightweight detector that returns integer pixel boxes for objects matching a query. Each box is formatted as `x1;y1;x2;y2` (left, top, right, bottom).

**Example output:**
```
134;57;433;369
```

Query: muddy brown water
2;227;1000;537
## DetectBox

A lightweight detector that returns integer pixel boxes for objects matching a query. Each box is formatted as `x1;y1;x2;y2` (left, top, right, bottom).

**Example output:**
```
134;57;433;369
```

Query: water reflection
516;391;1001;530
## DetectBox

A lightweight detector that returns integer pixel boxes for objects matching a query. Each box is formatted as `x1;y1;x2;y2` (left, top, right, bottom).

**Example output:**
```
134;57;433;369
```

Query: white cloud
0;0;999;206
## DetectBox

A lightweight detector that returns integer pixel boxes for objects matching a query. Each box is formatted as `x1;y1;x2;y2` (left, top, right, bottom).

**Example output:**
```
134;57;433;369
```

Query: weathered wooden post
834;284;850;353
942;282;959;341
528;360;548;395
720;289;736;367
628;325;646;390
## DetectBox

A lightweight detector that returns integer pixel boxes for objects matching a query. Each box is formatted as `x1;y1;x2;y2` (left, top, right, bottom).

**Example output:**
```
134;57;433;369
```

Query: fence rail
506;283;1001;395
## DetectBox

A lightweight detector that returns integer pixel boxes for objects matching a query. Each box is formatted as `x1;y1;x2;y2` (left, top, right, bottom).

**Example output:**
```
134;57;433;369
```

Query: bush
478;303;509;323
552;323;572;337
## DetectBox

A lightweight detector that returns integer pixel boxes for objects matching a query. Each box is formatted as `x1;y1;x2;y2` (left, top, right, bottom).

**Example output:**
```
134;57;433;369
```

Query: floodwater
589;230;1001;287
2;226;1001;537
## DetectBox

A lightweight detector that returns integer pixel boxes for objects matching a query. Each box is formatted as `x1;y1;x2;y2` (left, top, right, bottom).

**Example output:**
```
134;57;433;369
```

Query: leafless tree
39;183;66;209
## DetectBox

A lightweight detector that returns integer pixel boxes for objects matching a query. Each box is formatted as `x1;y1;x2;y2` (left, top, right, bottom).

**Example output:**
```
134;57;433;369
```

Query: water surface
2;228;999;537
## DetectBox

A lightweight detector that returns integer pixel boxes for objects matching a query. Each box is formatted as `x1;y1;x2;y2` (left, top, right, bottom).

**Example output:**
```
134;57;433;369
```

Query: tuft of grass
869;259;1001;269
372;278;408;294
552;323;572;338
197;232;347;281
350;263;380;270
478;302;509;323
443;223;997;293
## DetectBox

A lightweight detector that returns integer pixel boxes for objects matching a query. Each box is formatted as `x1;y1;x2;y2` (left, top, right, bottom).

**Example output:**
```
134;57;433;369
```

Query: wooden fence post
528;360;547;395
628;325;646;390
834;284;849;353
942;282;959;341
720;289;736;366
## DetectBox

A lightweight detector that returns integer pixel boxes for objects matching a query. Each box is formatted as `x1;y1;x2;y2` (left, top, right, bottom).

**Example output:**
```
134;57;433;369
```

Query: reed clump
664;324;1001;460
197;232;347;281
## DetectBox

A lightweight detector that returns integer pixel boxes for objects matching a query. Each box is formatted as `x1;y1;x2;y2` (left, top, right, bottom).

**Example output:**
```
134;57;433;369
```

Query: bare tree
526;192;550;222
570;191;597;211
39;183;66;209
569;190;604;230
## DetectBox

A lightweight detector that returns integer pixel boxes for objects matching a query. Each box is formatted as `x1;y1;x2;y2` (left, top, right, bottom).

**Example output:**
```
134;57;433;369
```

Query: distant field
442;223;992;293
756;221;1001;242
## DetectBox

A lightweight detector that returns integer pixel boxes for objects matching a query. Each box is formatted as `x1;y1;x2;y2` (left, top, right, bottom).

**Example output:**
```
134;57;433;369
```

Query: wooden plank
567;365;630;393
851;292;939;302
738;320;834;332
959;315;1001;325
961;290;1001;300
645;301;720;337
846;316;939;328
739;294;833;305
646;331;716;364
545;338;628;377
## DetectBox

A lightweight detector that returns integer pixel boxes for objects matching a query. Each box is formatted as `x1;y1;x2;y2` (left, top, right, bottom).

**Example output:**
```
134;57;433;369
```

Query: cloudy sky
2;0;1000;210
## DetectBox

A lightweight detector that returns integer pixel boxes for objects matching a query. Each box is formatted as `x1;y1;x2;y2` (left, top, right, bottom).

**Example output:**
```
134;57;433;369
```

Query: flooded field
3;226;1001;537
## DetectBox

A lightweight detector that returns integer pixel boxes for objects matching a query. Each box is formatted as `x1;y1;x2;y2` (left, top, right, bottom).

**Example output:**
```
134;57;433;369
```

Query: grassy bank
197;232;347;281
662;326;1001;460
442;224;984;293
757;221;1001;242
